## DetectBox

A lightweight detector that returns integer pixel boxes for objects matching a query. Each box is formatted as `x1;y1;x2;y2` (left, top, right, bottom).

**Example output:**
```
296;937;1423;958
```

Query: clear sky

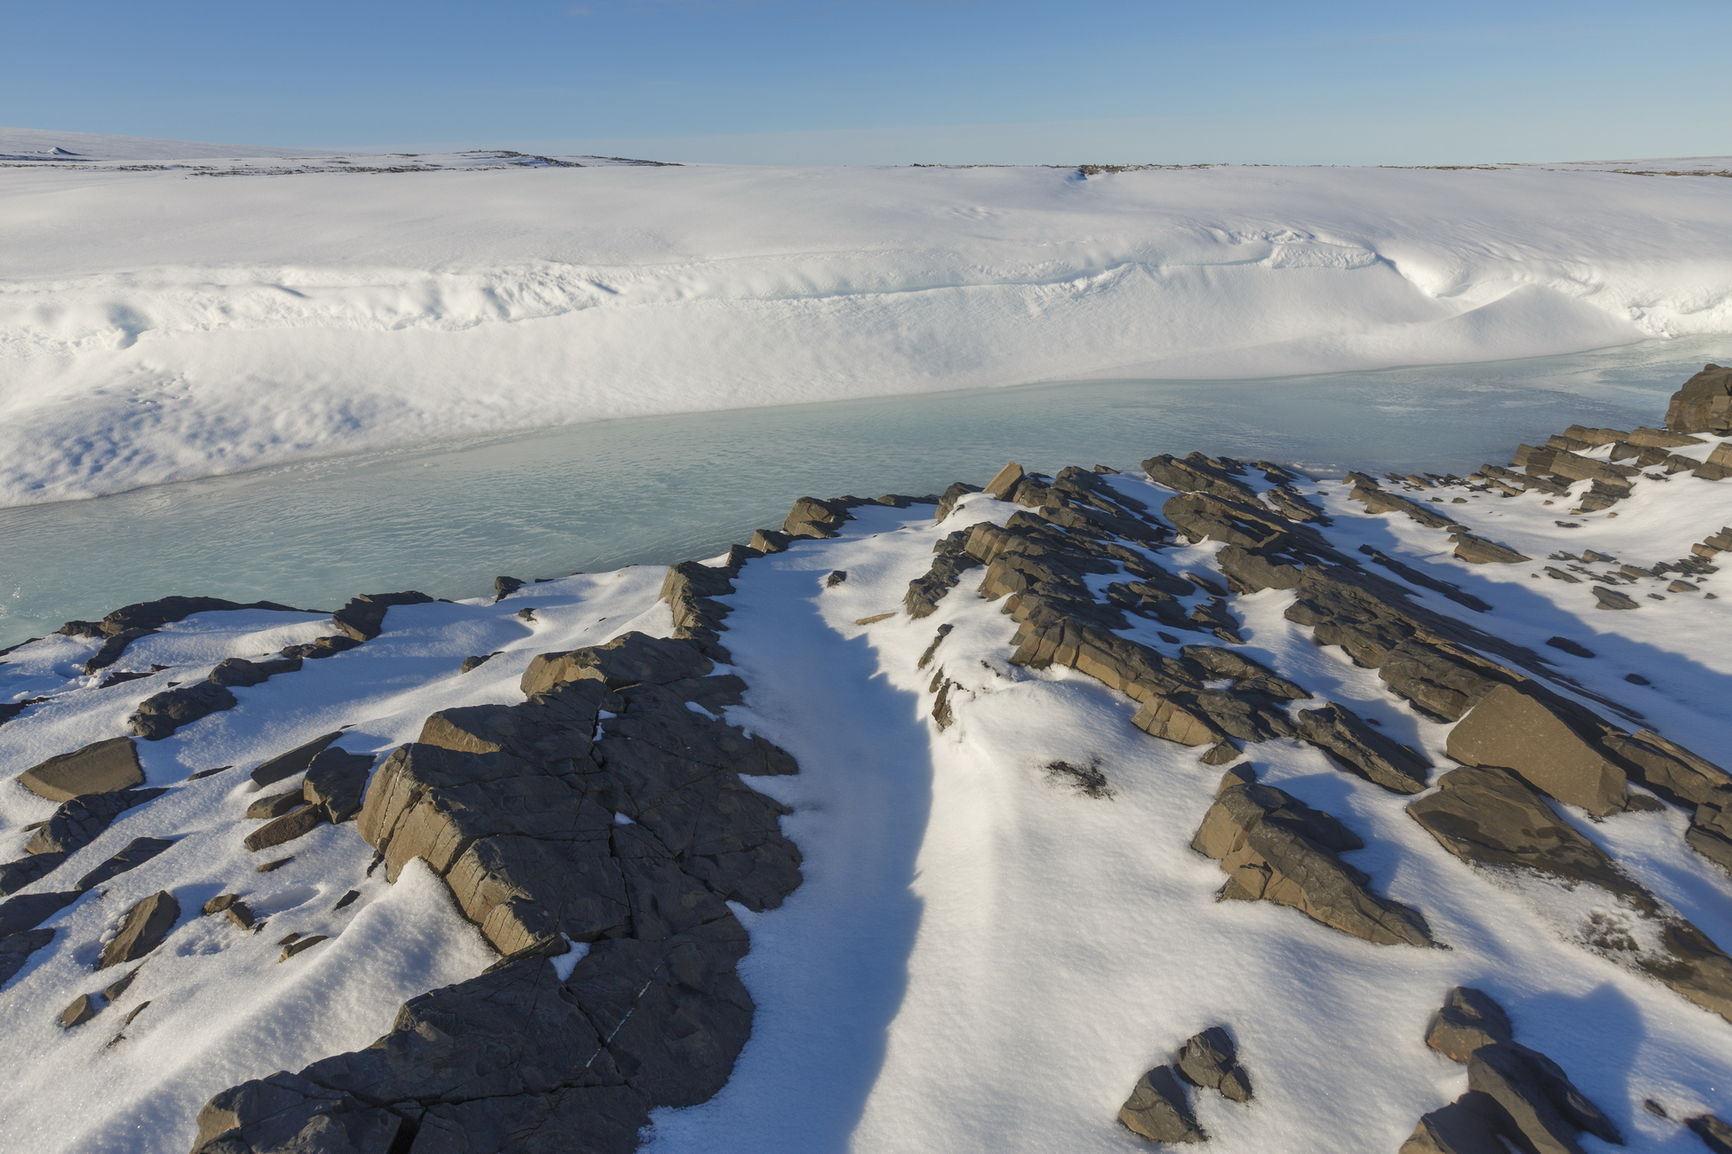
6;0;1729;165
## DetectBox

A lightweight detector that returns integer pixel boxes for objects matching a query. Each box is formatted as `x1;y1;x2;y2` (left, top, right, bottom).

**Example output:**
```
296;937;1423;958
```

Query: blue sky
5;0;1729;164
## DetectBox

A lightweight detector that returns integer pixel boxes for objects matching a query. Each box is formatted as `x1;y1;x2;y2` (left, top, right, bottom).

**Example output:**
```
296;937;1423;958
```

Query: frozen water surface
0;336;1721;647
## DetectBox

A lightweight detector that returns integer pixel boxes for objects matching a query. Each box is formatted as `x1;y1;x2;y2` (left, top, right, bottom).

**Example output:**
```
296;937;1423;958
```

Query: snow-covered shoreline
3;135;1732;507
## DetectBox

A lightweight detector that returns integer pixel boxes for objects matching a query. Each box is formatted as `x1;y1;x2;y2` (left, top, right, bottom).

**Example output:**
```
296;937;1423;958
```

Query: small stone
1592;586;1641;610
332;890;361;912
279;934;329;962
58;993;101;1028
243;805;327;852
102;968;138;1000
255;856;294;873
459;653;496;673
1176;1026;1253;1102
245;789;305;820
1670;580;1699;593
825;570;848;588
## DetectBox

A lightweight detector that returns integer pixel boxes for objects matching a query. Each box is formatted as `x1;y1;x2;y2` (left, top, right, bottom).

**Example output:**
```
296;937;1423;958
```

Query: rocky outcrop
1444;684;1629;817
1410;767;1732;1023
1175;1026;1253;1103
1402;987;1621;1154
1294;703;1430;794
331;590;434;642
1191;767;1435;947
1665;363;1732;435
127;681;238;740
193;627;803;1154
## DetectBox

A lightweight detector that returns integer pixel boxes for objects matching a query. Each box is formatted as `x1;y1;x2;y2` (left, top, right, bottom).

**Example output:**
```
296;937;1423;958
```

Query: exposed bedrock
1402;987;1621;1154
1666;363;1732;435
1410;767;1732;1023
1192;767;1436;947
193;622;805;1154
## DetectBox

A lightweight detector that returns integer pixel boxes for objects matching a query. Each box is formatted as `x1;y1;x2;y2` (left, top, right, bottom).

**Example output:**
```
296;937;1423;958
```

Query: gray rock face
16;737;144;801
98;890;179;969
1411;767;1732;1023
1295;703;1430;794
1176;1026;1253;1103
1192;769;1435;947
1445;683;1629;817
1665;363;1732;434
1467;1043;1622;1153
249;731;343;788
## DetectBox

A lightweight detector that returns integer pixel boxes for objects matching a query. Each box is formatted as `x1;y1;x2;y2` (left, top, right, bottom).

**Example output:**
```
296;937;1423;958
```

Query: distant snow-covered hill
0;130;1729;507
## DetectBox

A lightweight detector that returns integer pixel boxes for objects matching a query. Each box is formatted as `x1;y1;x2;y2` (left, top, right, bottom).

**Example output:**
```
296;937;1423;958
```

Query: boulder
1467;1042;1622;1153
1592;586;1641;611
58;993;100;1029
207;655;301;688
1445;684;1628;817
1689;1115;1732;1154
17;737;144;802
520;631;712;697
1192;770;1435;947
1175;1026;1253;1102
1665;364;1732;434
1450;531;1531;565
303;749;373;823
1118;1065;1206;1144
0;852;69;895
98;890;179;969
1425;986;1513;1062
127;681;238;740
983;461;1026;501
1400;1092;1510;1154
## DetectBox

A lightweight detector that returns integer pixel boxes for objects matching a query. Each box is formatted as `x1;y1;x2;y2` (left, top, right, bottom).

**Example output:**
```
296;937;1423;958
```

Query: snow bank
2;143;1732;505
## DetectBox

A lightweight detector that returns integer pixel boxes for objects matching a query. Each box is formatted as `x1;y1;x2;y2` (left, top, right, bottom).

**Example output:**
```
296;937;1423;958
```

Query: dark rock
1119;1065;1206;1144
65;594;297;640
81;627;150;675
1295;703;1430;793
781;495;856;538
1412;767;1732;1023
1350;478;1459;529
0;852;69;895
245;788;306;820
494;575;526;601
1399;1091;1511;1154
983;461;1026;500
1689;1114;1732;1154
58;993;100;1028
24;787;167;856
203;894;260;931
1176;1025;1252;1102
824;570;848;588
279;633;363;660
207;656;301;688
0;890;79;936
1192;769;1435;946
1467;1042;1622;1152
98;890;179;969
76;836;176;890
127;680;238;739
279;934;328;962
0;926;54;987
17;737;143;801
521;630;713;697
331;590;434;642
1665;364;1732;434
1445;684;1628;817
1425;986;1513;1061
1451;531;1531;564
303;748;374;823
250;731;344;787
244;805;328;853
1545;636;1595;658
1593;586;1641;610
460;652;497;673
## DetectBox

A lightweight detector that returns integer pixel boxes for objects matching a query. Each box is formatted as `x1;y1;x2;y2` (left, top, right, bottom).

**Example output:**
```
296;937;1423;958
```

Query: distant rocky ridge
4;367;1732;1150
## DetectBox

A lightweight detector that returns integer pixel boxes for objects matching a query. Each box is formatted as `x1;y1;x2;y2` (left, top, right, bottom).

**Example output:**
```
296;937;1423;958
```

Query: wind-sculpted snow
2;149;1732;504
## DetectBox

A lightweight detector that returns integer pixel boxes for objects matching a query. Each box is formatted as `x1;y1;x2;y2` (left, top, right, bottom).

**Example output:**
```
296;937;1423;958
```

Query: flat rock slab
1445;684;1628;817
98;890;179;969
17;737;143;802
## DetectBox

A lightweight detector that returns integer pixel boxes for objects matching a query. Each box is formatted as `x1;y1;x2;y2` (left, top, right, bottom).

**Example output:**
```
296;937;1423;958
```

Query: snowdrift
2;134;1732;505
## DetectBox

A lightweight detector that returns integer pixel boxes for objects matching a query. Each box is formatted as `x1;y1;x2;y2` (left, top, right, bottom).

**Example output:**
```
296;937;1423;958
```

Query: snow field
2;149;1732;504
